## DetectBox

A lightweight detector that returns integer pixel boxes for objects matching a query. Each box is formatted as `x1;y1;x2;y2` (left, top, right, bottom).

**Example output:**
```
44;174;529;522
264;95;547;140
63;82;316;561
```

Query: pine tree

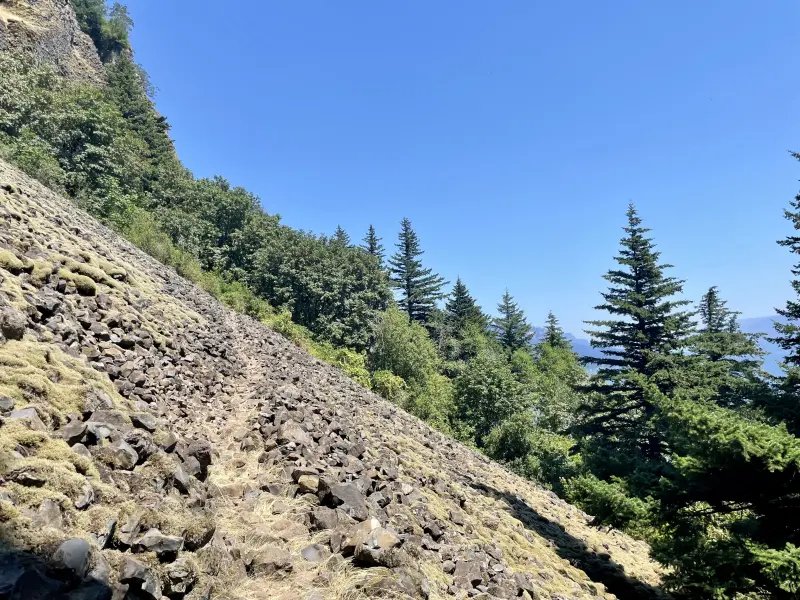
388;217;447;323
361;224;384;266
540;311;571;350
332;225;350;247
773;153;800;366
494;290;532;353
445;277;487;334
581;204;693;455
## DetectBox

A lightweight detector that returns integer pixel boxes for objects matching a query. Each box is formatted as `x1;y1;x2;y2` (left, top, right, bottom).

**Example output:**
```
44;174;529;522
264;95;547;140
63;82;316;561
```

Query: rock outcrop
0;0;104;84
0;158;668;599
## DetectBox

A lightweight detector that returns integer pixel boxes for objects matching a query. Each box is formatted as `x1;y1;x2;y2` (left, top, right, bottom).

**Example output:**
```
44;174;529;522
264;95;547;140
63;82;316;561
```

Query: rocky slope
0;0;104;84
0;159;667;600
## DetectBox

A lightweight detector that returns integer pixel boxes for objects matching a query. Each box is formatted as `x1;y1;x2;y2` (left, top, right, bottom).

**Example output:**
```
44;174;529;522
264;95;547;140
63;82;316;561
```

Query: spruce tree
494;290;532;353
445;277;487;334
332;225;350;247
541;311;571;350
388;217;447;323
581;204;693;455
361;224;384;266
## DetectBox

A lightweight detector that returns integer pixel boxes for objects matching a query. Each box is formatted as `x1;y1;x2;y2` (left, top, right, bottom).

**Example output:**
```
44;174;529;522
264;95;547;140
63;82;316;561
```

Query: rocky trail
0;158;668;600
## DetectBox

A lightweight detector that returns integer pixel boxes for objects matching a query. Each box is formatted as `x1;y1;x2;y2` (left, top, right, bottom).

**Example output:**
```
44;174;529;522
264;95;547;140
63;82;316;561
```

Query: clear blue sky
126;0;800;334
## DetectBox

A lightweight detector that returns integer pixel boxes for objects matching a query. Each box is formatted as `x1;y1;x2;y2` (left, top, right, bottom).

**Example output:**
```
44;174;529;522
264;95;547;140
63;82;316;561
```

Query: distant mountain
740;315;787;375
534;316;789;375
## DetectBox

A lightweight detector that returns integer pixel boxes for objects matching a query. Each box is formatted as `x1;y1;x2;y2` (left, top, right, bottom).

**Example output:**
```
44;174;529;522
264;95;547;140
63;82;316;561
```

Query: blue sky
126;0;800;334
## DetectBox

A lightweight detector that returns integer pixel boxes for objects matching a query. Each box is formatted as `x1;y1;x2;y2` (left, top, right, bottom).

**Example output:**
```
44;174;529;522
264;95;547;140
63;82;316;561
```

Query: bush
484;412;581;492
408;373;455;433
369;307;439;387
564;474;654;533
372;370;407;404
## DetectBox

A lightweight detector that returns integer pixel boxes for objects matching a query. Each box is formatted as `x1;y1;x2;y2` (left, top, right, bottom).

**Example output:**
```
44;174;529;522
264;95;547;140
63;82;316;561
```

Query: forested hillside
1;1;799;598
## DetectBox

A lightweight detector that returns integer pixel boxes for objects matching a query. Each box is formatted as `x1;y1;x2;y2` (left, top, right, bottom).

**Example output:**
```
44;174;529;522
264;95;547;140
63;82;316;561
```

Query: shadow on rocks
465;479;670;600
0;534;113;600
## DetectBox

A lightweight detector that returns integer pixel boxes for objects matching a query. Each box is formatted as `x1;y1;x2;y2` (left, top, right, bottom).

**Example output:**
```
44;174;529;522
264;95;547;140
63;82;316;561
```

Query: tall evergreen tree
686;286;765;410
494;290;532;353
773;154;800;366
445;277;487;334
332;225;350;247
388;217;447;323
361;224;385;266
540;311;571;350
581;204;693;456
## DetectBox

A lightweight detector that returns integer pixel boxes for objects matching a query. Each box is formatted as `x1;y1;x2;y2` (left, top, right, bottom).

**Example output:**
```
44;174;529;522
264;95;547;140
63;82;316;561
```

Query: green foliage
484;412;581;492
564;474;654;534
454;351;525;445
369;306;439;387
388;217;447;323
361;224;385;267
580;204;694;457
493;290;532;353
407;373;455;433
70;0;132;61
541;311;571;350
445;277;488;336
372;370;407;405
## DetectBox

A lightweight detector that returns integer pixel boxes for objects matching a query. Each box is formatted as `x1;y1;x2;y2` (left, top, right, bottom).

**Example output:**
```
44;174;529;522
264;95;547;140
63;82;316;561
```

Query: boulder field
0;159;667;599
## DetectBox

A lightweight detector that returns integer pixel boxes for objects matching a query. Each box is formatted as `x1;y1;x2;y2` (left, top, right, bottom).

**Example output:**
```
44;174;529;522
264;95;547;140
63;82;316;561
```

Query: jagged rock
121;557;162;600
0;306;26;339
320;481;369;521
0;553;65;600
7;407;47;431
276;421;312;447
75;485;95;510
33;498;63;529
51;538;91;580
300;543;330;563
164;557;196;596
62;580;112;600
249;546;293;577
32;290;61;317
454;559;484;588
88;409;129;428
310;506;339;531
354;527;404;567
104;439;138;470
134;528;183;560
172;461;193;494
94;519;116;549
131;412;157;432
0;394;15;412
60;420;88;445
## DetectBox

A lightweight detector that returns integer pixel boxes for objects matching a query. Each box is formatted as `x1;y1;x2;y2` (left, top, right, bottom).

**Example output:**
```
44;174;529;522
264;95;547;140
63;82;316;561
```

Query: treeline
1;3;799;597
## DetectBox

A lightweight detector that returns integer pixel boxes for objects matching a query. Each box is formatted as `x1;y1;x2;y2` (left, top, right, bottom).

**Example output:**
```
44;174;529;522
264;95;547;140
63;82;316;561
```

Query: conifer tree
686;286;765;409
494;290;532;353
541;311;571;350
445;277;487;334
361;224;384;266
388;217;447;323
332;225;350;247
773;155;800;366
581;205;693;455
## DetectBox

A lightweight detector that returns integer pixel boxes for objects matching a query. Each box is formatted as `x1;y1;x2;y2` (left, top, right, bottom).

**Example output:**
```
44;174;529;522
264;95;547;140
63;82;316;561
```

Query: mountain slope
0;162;667;599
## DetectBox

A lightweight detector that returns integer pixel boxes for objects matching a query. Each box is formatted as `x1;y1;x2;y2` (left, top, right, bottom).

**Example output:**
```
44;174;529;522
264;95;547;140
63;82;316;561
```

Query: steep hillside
0;0;104;84
0;161;668;599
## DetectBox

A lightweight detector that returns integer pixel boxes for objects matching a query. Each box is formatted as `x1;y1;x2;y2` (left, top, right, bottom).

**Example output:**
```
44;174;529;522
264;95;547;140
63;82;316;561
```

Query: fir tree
361;224;384;266
332;225;350;247
388;217;447;323
541;311;571;350
494;290;532;353
773;153;800;366
581;204;694;455
687;286;765;409
445;277;487;334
